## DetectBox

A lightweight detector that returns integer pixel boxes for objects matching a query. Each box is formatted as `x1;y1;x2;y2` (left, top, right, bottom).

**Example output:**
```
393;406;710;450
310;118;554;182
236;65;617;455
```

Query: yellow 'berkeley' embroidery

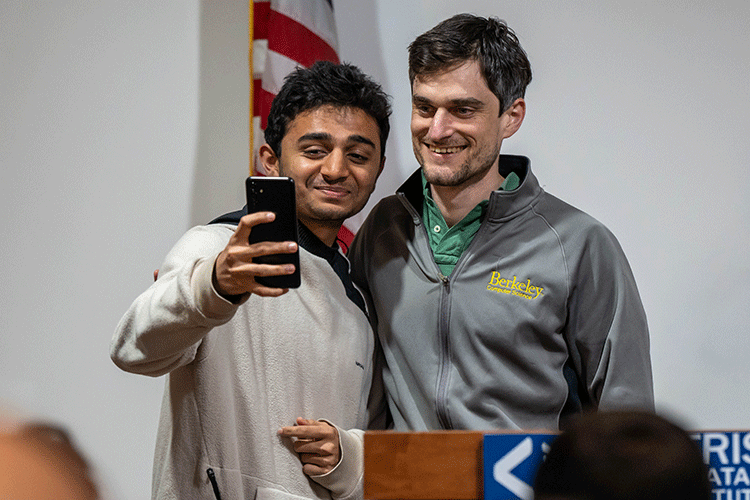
486;271;544;300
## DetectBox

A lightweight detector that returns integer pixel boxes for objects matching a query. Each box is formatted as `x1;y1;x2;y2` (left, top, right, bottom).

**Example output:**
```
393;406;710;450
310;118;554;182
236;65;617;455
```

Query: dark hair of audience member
534;411;711;500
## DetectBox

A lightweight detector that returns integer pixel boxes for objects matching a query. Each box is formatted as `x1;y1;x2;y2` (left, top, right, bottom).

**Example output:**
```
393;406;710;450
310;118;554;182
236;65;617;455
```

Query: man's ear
258;144;280;176
501;98;526;139
377;155;386;178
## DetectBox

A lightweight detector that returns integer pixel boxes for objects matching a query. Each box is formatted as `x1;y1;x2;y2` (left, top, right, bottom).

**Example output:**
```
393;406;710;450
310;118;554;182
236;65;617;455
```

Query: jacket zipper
405;191;456;430
207;468;222;500
397;190;467;430
429;220;492;430
435;272;453;429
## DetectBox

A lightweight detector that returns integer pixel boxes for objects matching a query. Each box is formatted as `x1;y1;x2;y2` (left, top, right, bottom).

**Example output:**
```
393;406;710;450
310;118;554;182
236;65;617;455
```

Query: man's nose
425;109;454;141
320;149;347;180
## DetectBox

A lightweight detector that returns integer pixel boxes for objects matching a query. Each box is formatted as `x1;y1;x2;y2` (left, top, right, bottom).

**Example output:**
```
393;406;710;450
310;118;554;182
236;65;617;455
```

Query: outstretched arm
111;213;298;376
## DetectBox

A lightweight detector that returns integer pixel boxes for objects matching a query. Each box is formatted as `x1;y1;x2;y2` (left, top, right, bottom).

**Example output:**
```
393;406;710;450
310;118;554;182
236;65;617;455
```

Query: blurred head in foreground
534;411;710;500
1;417;99;499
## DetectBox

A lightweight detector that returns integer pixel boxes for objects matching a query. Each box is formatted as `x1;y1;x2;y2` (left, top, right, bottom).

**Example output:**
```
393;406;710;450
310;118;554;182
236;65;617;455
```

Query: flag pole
248;1;254;176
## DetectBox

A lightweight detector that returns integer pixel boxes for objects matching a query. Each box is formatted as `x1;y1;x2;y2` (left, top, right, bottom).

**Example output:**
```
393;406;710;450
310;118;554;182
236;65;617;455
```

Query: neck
299;219;340;247
429;168;505;227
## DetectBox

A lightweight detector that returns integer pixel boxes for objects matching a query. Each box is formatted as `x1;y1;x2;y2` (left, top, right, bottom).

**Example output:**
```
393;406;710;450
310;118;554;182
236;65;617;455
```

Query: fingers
214;253;295;297
213;212;299;297
302;464;327;476
278;419;341;476
300;455;338;476
234;212;299;258
292;436;338;456
232;212;274;243
278;420;336;441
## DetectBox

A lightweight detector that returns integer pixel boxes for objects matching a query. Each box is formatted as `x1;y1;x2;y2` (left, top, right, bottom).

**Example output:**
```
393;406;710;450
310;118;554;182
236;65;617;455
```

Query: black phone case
245;176;301;288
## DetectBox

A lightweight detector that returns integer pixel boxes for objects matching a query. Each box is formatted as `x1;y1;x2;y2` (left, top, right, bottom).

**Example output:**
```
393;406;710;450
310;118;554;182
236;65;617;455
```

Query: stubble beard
415;142;500;188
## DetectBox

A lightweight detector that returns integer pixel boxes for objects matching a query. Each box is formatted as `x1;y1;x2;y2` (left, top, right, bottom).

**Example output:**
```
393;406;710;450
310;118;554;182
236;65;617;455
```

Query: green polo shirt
422;171;520;277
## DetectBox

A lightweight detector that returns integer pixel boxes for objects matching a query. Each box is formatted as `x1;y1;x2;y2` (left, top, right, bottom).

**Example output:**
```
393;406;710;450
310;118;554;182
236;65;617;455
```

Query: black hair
408;13;532;113
264;61;391;159
534;411;711;500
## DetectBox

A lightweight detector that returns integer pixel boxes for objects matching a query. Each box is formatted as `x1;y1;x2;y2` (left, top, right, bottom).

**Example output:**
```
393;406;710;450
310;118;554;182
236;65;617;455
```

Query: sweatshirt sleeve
309;424;365;500
110;225;247;377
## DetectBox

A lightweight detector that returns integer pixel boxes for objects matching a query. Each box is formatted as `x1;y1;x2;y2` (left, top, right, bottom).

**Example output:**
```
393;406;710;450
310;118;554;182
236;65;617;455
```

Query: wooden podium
364;431;487;499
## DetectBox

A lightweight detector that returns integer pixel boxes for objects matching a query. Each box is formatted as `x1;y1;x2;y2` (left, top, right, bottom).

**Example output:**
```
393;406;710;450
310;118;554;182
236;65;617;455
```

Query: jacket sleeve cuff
310;422;364;499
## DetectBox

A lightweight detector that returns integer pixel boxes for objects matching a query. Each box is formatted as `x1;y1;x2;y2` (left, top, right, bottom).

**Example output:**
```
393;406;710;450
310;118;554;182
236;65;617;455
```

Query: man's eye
303;149;326;157
348;153;369;163
455;107;474;116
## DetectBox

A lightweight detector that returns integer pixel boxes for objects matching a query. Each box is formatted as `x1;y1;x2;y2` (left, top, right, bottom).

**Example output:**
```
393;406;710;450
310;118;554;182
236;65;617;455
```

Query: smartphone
245;176;301;289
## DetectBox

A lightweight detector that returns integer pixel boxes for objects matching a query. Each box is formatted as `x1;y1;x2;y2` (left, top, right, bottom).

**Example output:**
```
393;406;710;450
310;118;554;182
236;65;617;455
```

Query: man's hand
213;212;298;298
278;418;341;476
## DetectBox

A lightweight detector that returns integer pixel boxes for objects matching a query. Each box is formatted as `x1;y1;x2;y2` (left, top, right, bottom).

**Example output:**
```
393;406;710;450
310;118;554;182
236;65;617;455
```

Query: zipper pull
206;468;222;500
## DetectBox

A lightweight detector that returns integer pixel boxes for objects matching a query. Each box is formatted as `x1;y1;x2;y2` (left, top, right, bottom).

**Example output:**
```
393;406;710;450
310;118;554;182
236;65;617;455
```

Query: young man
349;14;653;432
111;61;390;500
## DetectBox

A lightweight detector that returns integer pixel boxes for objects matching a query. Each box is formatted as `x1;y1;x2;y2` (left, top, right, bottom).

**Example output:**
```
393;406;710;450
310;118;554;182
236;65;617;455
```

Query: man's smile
426;144;467;154
313;184;351;198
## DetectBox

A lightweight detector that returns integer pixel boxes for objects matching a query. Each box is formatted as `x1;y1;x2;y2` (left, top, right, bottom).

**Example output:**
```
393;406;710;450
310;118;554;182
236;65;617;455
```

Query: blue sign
483;430;750;500
692;431;750;500
483;433;557;500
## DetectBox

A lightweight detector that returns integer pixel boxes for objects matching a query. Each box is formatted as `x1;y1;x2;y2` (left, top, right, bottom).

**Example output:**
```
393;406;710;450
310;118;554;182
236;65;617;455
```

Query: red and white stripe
252;0;339;172
251;1;356;247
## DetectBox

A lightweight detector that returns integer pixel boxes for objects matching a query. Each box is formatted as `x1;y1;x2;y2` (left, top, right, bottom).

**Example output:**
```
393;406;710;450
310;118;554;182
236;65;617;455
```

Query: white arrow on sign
492;437;533;500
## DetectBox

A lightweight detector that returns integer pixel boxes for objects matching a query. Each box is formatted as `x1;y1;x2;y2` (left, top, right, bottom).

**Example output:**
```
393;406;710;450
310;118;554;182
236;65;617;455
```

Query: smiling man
111;61;390;500
349;14;653;432
259;105;384;246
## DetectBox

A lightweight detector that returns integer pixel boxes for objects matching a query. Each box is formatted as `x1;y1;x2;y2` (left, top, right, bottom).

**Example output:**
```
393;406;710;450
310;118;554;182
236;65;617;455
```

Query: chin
311;208;355;223
423;167;461;186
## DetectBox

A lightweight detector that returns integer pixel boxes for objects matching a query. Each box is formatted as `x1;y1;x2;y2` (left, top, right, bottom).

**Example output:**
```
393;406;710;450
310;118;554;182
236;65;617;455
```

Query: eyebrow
348;134;377;148
297;132;332;144
297;132;376;149
412;95;485;108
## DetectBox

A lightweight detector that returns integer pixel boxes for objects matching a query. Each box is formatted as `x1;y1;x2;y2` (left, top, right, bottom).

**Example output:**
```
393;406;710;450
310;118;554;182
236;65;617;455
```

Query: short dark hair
534;411;711;500
264;61;391;160
408;13;532;113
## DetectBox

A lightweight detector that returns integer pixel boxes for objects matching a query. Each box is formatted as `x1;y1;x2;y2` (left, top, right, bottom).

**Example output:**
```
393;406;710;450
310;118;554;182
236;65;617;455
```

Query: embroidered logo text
486;272;544;300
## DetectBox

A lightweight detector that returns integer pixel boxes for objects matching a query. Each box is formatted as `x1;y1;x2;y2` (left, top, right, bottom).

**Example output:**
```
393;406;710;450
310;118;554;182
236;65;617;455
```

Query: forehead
284;105;381;147
412;60;499;108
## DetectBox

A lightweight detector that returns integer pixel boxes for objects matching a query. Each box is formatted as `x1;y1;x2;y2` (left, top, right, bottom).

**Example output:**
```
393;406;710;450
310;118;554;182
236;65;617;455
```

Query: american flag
250;0;356;246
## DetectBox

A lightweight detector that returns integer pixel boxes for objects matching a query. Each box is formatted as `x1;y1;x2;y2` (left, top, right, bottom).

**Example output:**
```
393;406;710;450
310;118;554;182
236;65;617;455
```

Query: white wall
1;2;200;498
1;1;748;498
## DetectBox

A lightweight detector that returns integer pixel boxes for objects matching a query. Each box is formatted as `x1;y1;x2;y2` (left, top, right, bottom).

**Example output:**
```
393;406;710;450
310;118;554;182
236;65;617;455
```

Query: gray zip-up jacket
349;155;654;431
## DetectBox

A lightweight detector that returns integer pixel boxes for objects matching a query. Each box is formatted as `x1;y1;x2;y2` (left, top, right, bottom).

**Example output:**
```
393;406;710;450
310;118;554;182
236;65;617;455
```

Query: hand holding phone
245;176;301;289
